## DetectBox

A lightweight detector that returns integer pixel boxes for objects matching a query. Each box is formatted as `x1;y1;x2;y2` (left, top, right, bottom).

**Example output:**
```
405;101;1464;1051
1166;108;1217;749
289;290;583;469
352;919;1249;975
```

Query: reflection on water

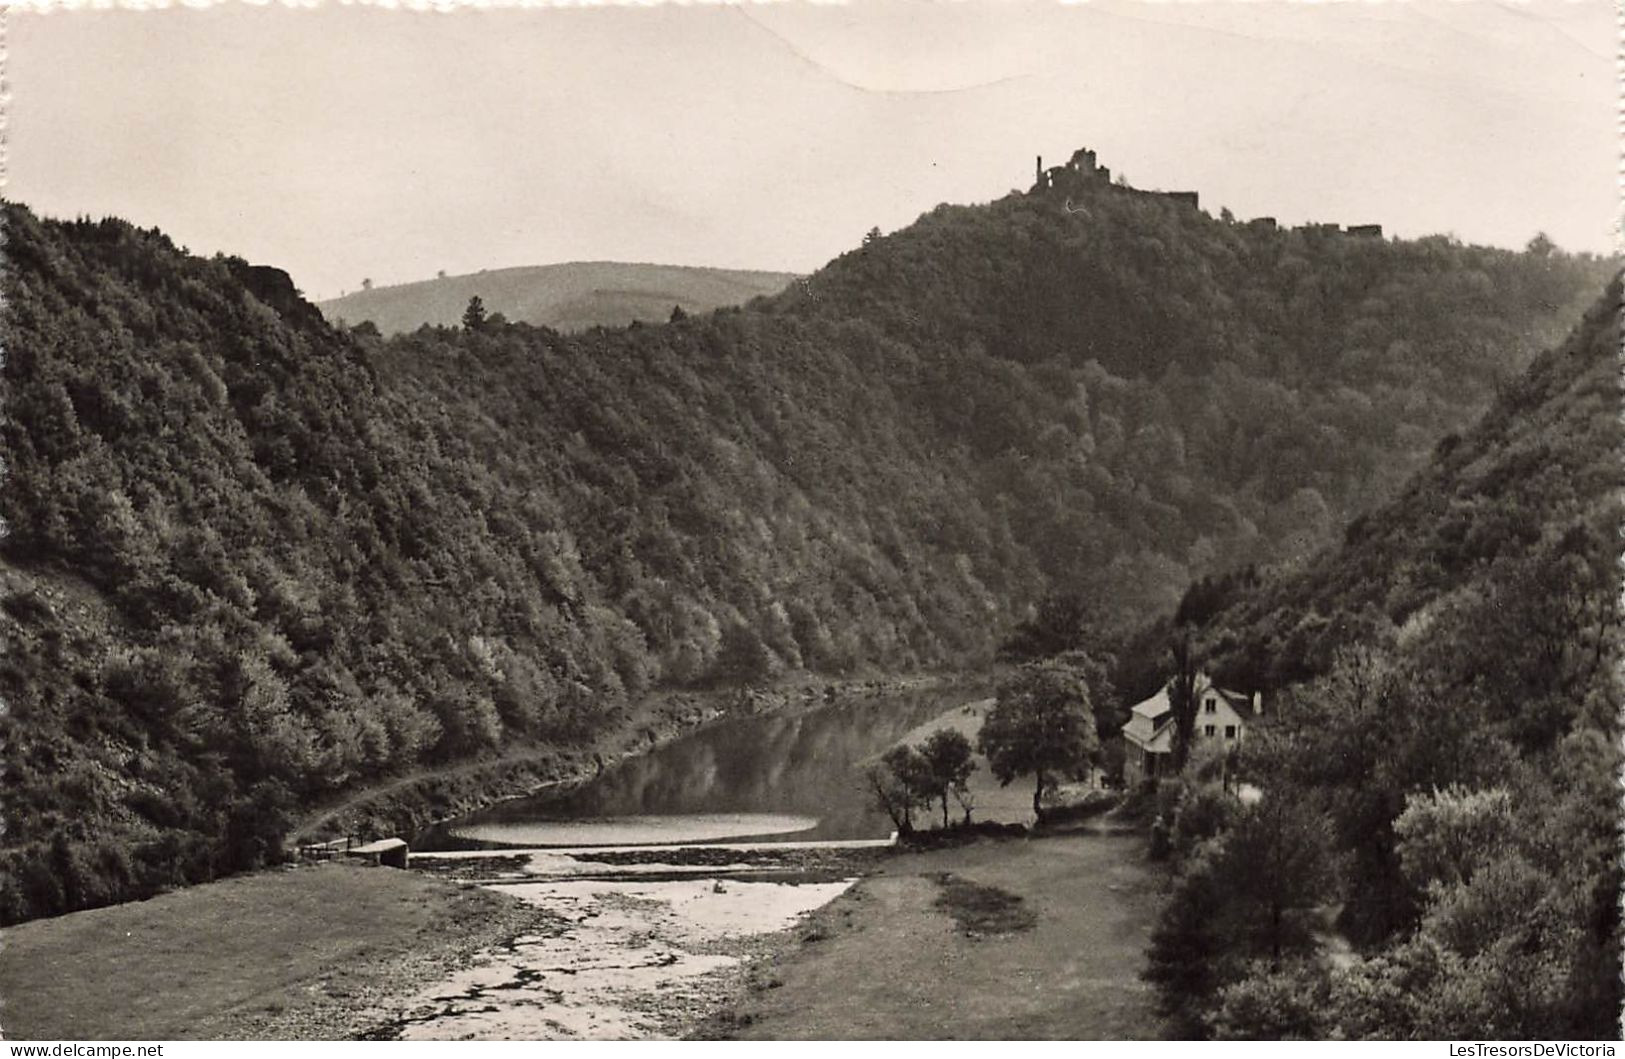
418;685;964;850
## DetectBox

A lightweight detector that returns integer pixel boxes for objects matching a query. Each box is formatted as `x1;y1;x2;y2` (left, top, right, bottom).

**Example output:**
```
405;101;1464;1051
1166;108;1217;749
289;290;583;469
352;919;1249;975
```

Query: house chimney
1251;691;1262;716
1035;155;1043;185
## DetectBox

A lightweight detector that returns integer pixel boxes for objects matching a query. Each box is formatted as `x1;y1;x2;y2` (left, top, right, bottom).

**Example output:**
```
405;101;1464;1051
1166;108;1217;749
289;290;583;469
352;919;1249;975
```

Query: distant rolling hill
317;262;799;334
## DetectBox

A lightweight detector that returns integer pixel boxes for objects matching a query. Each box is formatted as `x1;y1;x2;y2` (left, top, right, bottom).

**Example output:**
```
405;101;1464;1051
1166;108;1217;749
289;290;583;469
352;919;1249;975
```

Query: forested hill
1134;277;1622;1039
316;262;797;335
1183;273;1623;693
760;184;1612;605
774;183;1596;390
0;177;1611;924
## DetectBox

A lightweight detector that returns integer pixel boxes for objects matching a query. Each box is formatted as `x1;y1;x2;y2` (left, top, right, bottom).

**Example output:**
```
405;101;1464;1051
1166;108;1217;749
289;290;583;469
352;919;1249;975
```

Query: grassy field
702;831;1167;1040
0;861;543;1040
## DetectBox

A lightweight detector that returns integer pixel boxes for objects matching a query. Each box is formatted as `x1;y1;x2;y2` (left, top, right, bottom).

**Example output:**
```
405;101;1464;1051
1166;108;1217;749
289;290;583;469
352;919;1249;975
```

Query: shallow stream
381;684;974;1040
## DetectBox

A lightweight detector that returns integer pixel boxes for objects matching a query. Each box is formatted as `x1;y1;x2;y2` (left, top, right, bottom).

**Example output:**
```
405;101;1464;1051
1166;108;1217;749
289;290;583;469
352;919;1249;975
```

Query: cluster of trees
1140;774;1335;1035
1133;278;1623;1038
869;662;1104;833
865;729;976;834
0;184;1610;926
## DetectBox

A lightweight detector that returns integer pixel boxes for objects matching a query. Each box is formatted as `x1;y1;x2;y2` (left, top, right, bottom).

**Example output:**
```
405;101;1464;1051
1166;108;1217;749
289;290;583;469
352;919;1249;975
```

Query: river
379;682;984;1040
416;682;971;851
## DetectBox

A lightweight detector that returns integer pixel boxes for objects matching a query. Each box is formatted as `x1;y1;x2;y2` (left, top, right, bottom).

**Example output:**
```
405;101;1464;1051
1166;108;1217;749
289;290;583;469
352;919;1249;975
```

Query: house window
1203;724;1215;737
1225;725;1236;739
1205;698;1217;714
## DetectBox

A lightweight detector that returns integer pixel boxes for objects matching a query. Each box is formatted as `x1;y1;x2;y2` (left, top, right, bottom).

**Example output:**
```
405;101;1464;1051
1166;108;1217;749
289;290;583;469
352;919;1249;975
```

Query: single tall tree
978;662;1099;822
1168;628;1201;772
462;295;488;332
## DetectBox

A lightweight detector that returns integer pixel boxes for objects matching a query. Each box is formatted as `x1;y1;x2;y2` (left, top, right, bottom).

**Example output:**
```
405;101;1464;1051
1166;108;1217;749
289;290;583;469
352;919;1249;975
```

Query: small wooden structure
344;837;410;869
297;833;410;868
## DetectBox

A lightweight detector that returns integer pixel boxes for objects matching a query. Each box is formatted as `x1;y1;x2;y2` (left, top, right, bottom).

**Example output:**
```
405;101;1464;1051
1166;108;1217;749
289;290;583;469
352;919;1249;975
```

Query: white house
1121;673;1259;785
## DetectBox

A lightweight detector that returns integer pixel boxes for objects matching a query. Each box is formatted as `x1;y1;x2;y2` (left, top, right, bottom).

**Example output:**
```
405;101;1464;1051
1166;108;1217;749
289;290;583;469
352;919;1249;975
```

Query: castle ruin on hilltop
1030;146;1382;238
1033;146;1200;212
1034;147;1112;192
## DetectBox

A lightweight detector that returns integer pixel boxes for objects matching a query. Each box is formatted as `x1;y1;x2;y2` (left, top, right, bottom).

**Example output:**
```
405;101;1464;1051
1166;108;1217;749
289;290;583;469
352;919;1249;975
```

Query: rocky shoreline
264;675;970;1039
248;875;571;1041
347;858;875;1039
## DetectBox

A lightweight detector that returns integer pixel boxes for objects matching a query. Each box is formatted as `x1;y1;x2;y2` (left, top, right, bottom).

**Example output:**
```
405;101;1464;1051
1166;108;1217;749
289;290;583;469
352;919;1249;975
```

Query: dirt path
699;831;1166;1040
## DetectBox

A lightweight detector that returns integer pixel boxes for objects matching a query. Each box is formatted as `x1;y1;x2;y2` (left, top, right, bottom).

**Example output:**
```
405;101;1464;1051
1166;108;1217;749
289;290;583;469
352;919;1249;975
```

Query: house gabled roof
1121;672;1252;755
1123;686;1173;751
1126;716;1177;754
1130;686;1173;721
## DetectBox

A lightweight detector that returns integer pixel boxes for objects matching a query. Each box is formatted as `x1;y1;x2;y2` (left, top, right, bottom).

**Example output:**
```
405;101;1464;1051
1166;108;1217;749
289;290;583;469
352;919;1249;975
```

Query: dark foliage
0;190;1610;925
1140;277;1624;1038
980;662;1099;820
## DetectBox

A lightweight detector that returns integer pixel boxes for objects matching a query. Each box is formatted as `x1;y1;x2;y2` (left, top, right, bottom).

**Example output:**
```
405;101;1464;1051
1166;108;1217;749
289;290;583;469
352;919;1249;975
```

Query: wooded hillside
1135;277;1622;1038
0;183;1611;924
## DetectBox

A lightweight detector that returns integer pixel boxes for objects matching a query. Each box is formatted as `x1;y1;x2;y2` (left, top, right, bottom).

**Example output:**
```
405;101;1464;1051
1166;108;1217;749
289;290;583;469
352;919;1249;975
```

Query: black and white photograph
0;0;1619;1044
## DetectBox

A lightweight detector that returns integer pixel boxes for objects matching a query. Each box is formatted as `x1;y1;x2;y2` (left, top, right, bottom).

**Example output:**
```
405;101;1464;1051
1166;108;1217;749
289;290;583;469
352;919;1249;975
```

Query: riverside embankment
1;677;981;1040
292;673;971;849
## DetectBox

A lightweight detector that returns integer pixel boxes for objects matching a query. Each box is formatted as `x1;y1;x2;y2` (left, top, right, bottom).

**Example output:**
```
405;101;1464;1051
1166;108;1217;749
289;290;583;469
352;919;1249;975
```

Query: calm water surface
416;685;973;849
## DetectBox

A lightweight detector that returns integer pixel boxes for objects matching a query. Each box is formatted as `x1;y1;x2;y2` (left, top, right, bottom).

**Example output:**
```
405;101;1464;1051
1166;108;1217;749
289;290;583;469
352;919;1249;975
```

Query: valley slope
0;177;1612;925
1131;278;1622;1038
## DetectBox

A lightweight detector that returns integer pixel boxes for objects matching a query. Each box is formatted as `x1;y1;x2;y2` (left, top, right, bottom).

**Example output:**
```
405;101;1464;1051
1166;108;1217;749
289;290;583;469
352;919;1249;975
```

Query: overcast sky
9;1;1616;300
